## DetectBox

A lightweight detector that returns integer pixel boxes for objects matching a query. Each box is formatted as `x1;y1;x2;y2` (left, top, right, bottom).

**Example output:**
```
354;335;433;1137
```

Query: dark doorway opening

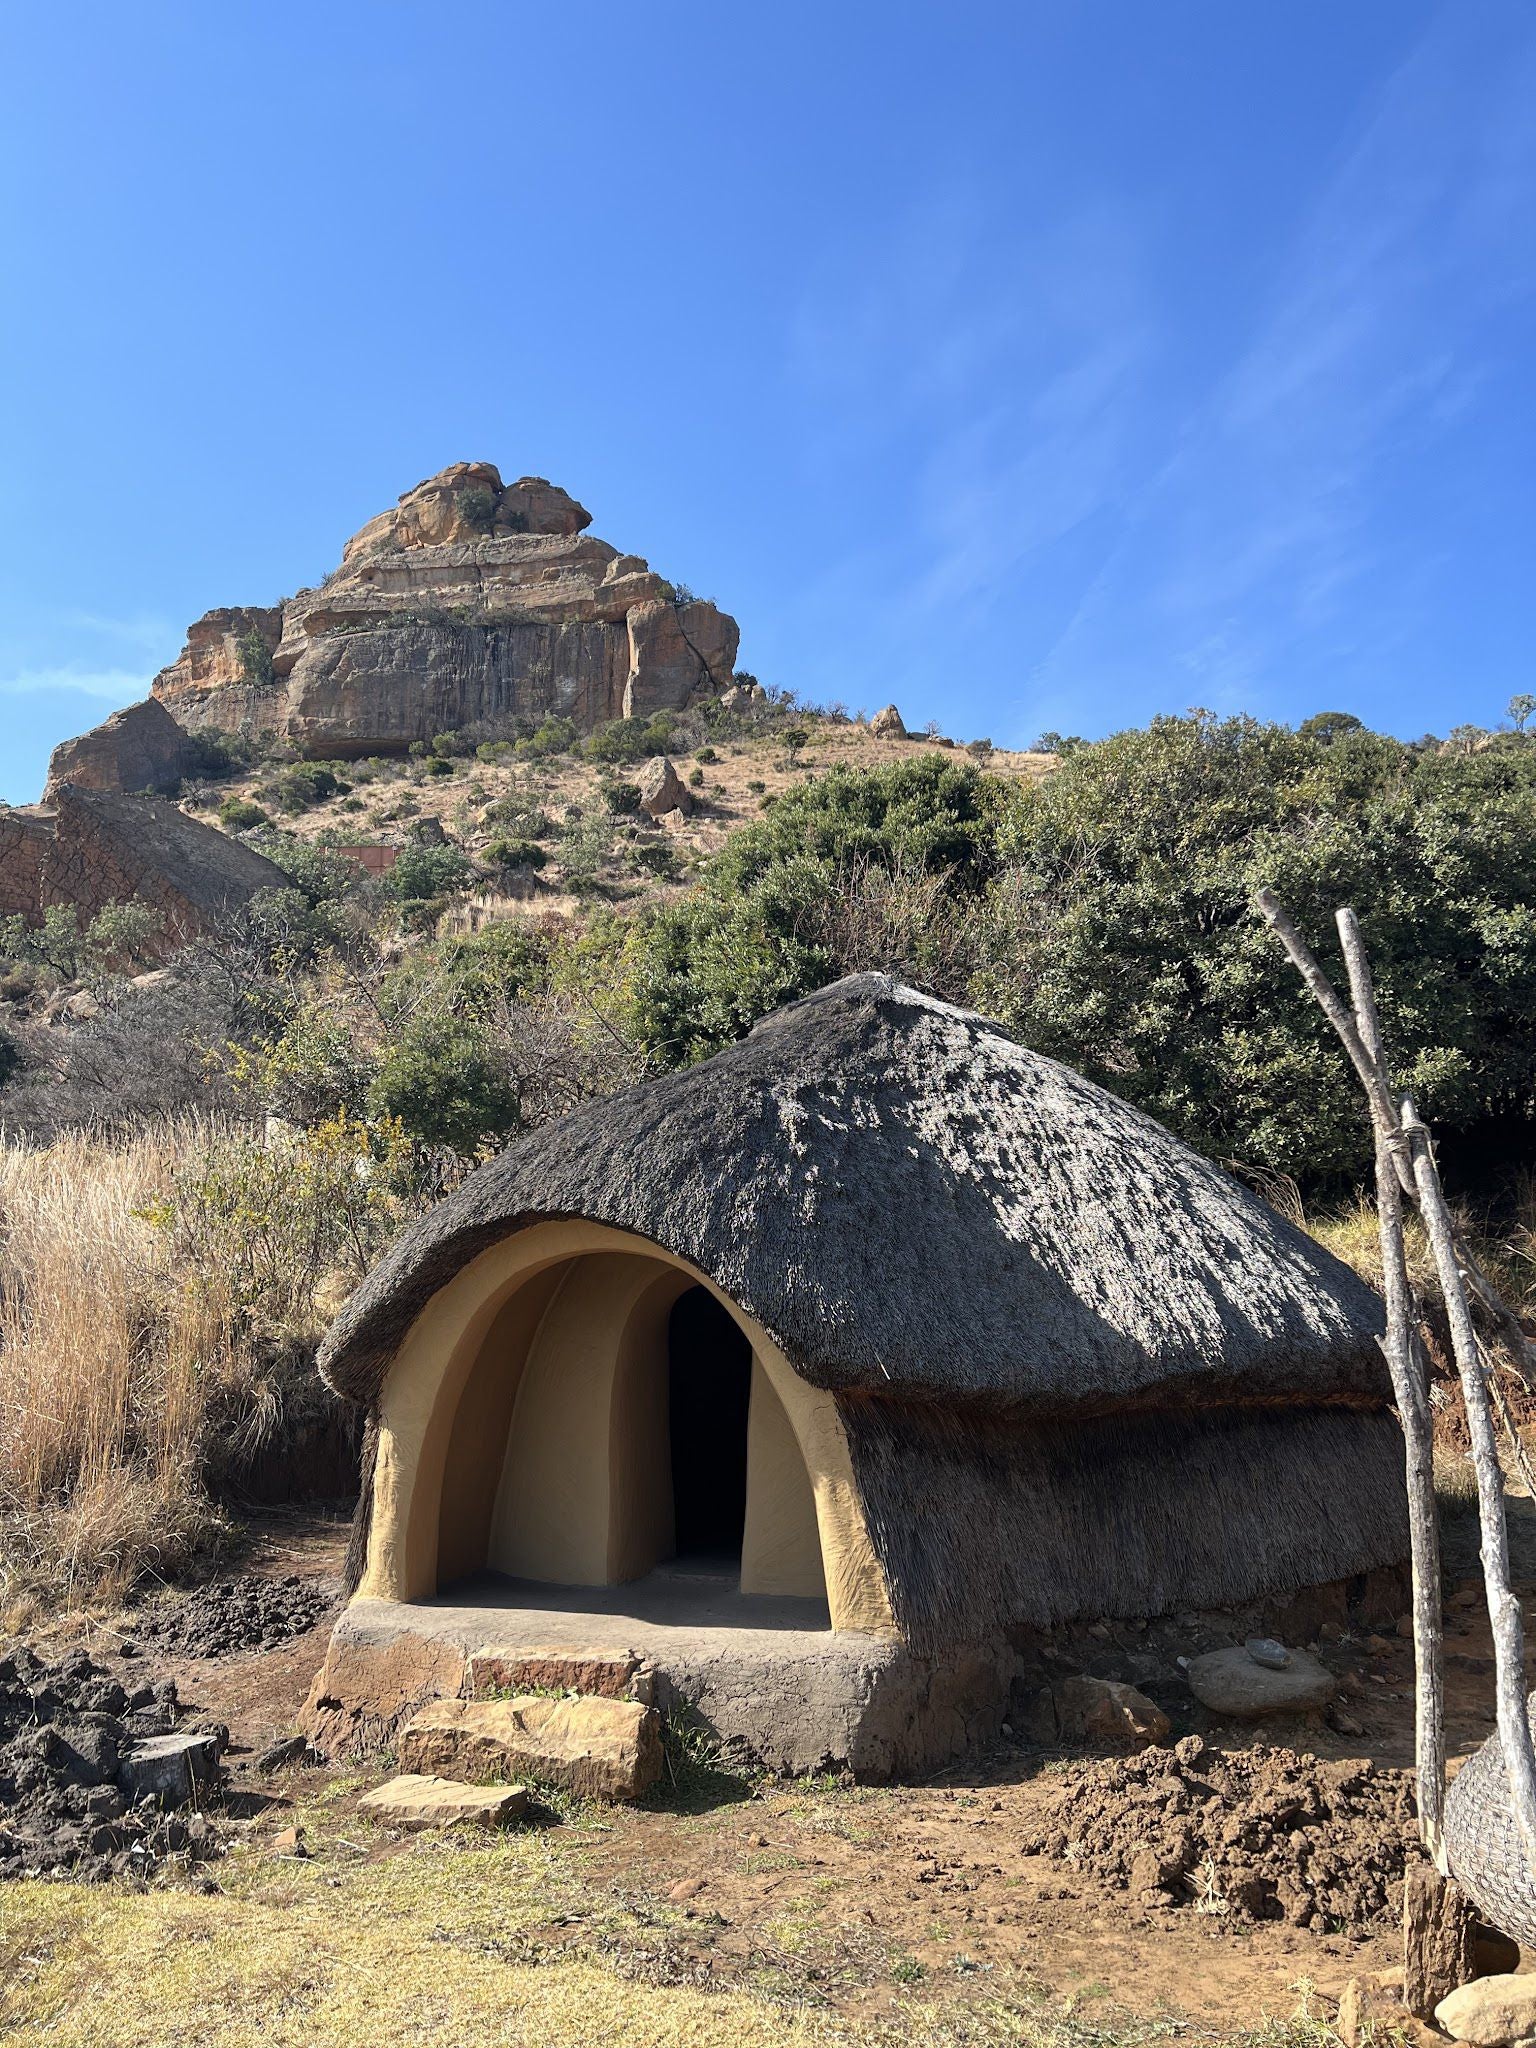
668;1286;752;1563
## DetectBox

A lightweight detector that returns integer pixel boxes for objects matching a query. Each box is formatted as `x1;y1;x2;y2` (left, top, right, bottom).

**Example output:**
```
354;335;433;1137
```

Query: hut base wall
298;1588;1023;1779
841;1398;1410;1652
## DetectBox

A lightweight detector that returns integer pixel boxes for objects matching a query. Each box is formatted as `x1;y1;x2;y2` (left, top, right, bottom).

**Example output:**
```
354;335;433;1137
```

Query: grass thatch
321;975;1388;1411
841;1395;1408;1650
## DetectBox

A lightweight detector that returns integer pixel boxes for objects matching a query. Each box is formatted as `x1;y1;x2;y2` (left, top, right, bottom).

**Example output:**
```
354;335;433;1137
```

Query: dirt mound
1021;1733;1422;1930
131;1573;335;1659
0;1645;223;1883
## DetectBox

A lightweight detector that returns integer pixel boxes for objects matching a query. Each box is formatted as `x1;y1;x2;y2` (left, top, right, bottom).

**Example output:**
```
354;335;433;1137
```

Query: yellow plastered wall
355;1219;897;1638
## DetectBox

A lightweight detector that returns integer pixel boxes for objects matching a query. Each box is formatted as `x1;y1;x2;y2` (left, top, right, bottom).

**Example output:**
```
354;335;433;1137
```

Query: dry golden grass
0;1123;248;1611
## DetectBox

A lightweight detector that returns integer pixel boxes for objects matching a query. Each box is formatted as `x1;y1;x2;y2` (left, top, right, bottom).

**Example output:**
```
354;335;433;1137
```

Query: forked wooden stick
1335;908;1446;1865
1255;889;1536;1877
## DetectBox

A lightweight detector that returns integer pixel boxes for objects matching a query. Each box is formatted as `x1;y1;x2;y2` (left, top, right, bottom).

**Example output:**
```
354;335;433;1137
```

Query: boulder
44;697;191;800
0;790;286;956
870;704;907;738
637;755;691;819
1185;1643;1335;1718
358;1773;529;1830
1436;1973;1536;2045
398;1694;662;1801
1053;1675;1170;1748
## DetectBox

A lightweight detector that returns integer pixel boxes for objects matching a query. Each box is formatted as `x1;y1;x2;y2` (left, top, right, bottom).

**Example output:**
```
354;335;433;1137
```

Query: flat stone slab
359;1774;528;1829
467;1649;644;1702
400;1694;662;1800
1186;1644;1335;1718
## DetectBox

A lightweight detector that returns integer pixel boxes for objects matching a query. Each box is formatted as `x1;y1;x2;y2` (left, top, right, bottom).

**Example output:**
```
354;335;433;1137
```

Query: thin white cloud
1032;7;1536;719
0;666;151;702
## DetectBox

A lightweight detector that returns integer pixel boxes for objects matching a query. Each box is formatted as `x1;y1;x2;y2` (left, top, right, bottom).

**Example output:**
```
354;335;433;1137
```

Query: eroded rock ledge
151;461;740;755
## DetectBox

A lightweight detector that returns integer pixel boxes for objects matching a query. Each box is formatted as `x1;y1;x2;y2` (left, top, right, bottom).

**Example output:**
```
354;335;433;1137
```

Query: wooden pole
1336;909;1446;1864
1403;1097;1536;1872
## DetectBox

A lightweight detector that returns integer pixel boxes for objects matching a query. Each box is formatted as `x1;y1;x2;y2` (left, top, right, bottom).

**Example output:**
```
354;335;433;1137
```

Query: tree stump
1403;1865;1478;2018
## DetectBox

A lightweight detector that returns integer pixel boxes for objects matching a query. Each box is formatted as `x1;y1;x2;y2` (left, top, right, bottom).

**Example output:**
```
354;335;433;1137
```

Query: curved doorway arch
352;1220;894;1633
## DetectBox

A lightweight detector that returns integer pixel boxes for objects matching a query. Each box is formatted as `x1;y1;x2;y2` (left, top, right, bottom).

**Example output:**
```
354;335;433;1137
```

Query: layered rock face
152;463;739;756
0;789;285;948
43;695;192;801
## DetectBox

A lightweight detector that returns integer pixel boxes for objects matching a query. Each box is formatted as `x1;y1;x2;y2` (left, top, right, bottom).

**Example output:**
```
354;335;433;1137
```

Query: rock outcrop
152;462;740;756
0;788;285;948
43;696;192;801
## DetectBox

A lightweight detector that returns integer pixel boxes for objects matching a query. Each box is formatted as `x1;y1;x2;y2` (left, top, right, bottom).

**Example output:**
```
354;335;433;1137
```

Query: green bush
385;843;473;902
626;719;1536;1186
368;1014;520;1157
456;484;497;531
182;728;251;780
219;796;269;831
694;747;719;765
237;630;275;688
484;836;549;873
601;779;643;816
421;755;454;779
584;714;677;765
0;1020;21;1089
272;762;343;813
514;716;580;761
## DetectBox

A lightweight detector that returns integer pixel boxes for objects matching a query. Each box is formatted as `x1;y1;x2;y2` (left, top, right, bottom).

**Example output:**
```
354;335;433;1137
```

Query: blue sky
2;2;1532;803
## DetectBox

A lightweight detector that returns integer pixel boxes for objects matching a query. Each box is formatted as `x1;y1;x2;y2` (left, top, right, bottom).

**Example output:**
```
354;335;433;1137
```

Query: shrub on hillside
219;795;269;831
385;843;473;903
628;718;1536;1185
368;1014;522;1156
484;836;549;874
584;713;677;765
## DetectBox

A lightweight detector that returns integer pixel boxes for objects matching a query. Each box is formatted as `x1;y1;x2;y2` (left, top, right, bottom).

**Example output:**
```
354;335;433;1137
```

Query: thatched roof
321;975;1386;1414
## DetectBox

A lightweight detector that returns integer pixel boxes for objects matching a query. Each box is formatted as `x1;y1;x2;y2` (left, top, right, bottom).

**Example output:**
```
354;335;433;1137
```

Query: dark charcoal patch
0;1644;225;1884
129;1574;336;1660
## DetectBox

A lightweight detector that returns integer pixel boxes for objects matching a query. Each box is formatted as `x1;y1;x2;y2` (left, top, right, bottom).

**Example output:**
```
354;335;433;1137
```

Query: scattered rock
870;704;907;738
1185;1643;1335;1718
1053;1675;1170;1748
254;1735;315;1774
0;1644;225;1883
1244;1637;1292;1671
270;1825;309;1858
358;1774;529;1830
398;1695;662;1801
636;755;691;820
1021;1740;1420;1929
1436;1972;1536;2044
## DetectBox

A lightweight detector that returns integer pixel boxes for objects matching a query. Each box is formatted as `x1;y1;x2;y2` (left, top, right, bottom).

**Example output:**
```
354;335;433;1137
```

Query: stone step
399;1694;662;1801
359;1774;529;1829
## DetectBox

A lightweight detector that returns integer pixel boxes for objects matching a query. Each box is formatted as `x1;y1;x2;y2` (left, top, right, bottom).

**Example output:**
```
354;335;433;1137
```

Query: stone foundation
298;1577;1023;1779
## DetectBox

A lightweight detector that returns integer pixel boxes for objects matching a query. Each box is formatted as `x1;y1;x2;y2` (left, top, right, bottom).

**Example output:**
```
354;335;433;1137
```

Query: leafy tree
0;1019;22;1089
1297;711;1365;744
1509;694;1536;735
368;1014;521;1156
974;713;1536;1180
219;796;269;831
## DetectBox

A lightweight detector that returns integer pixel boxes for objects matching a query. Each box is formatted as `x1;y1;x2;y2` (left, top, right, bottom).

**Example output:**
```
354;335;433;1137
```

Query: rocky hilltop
150;463;740;756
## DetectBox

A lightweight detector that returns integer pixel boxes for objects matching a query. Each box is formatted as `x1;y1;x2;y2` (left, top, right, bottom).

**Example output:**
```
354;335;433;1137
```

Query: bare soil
13;1501;1529;2035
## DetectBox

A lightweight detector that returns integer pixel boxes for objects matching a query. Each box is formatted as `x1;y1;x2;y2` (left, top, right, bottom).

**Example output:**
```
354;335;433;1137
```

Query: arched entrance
353;1219;896;1636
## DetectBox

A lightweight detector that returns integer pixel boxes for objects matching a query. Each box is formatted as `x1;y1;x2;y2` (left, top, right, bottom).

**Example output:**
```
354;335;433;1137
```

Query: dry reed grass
0;1121;252;1612
0;1112;397;1617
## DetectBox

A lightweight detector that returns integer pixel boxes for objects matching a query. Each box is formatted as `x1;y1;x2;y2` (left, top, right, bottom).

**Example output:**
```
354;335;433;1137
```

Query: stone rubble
0;1645;226;1883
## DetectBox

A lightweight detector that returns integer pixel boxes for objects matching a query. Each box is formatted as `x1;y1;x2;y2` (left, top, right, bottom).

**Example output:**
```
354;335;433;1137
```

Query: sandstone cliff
151;462;740;756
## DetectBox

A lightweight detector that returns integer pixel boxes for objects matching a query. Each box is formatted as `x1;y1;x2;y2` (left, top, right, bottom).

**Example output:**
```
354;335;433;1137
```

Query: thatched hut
305;975;1405;1771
